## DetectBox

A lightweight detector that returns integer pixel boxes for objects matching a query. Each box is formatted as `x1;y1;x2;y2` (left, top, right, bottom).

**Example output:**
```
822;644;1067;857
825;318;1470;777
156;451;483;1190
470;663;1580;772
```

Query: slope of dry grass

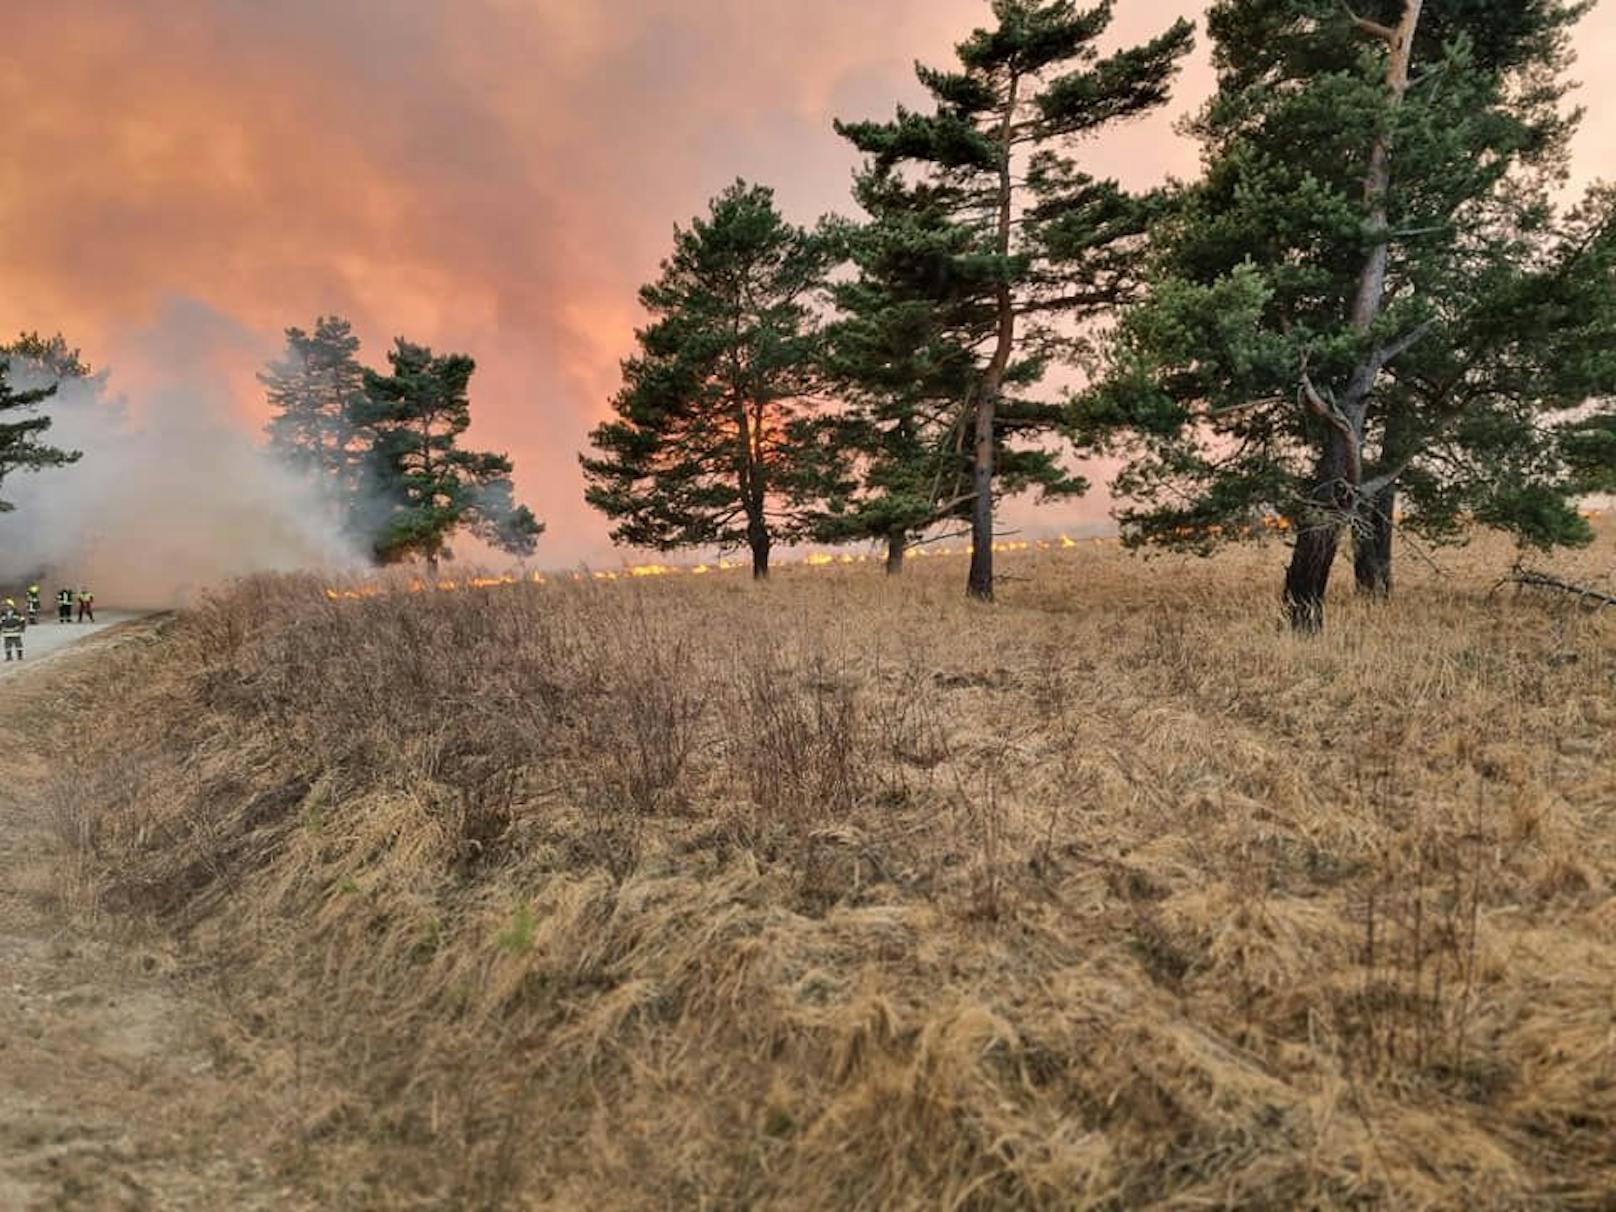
49;531;1616;1209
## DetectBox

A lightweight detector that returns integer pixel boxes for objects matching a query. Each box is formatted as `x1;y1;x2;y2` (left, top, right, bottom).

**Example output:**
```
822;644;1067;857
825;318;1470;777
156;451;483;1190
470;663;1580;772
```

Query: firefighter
77;587;95;623
25;583;40;625
57;587;73;623
1;599;25;661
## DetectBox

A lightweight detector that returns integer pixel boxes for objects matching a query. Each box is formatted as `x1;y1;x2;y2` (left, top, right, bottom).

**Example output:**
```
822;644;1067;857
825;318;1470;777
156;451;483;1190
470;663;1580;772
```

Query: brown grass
47;530;1616;1209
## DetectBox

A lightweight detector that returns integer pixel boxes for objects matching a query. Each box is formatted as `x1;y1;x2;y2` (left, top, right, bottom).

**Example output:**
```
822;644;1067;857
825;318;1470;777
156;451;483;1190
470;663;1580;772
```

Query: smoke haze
0;1;1611;582
0;302;361;607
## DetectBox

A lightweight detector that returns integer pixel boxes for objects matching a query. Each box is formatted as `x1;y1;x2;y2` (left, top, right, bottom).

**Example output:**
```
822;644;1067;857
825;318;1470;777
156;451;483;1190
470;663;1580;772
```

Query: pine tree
352;340;543;568
2;331;97;384
581;181;833;578
0;333;84;511
1076;0;1614;630
260;316;365;487
788;207;973;573
833;0;1193;599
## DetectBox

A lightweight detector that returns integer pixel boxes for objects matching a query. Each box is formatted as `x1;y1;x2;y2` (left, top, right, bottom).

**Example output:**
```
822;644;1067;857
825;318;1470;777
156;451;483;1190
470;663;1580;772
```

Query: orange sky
2;1;1611;565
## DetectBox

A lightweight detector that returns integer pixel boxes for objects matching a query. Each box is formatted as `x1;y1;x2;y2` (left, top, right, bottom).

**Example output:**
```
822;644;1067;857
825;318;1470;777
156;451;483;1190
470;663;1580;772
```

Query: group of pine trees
260;318;542;567
584;0;1616;629
0;320;542;575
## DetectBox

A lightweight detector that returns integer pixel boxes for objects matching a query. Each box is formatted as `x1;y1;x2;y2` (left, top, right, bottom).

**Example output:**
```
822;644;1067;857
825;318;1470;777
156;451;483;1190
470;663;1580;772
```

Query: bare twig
1391;527;1444;576
1493;561;1616;609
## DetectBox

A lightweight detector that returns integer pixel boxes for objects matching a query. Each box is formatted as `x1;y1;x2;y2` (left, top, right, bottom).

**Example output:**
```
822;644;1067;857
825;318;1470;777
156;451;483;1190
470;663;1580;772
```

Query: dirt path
0;619;294;1210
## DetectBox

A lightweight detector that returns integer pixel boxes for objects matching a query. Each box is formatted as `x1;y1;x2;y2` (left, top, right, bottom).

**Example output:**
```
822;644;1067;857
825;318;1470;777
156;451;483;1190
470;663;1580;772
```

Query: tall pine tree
0;333;84;511
789;204;975;574
834;0;1192;599
793;195;1027;574
352;340;543;568
1076;0;1614;630
260;316;366;488
581;181;832;578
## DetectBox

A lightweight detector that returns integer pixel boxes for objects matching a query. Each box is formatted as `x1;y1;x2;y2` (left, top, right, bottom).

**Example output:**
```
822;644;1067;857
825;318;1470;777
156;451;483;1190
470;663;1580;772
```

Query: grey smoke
0;343;362;610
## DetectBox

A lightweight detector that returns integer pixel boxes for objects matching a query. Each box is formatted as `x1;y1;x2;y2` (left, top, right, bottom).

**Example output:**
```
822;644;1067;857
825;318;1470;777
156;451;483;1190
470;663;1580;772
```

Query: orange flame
320;529;1193;602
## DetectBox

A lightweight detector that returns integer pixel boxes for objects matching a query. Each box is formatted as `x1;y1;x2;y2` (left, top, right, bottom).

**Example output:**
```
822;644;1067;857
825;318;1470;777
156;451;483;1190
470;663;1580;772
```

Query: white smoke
0;346;363;610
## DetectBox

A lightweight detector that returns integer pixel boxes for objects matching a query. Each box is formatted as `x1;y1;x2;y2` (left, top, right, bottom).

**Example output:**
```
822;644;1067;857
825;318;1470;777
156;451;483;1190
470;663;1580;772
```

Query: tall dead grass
47;532;1616;1208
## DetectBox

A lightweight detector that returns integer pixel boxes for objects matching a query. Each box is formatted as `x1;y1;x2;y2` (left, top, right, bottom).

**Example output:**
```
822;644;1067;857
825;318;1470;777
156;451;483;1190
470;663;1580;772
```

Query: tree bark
1354;482;1396;597
1285;524;1342;634
885;530;907;576
966;393;997;600
749;522;771;580
967;71;1022;604
1285;430;1354;631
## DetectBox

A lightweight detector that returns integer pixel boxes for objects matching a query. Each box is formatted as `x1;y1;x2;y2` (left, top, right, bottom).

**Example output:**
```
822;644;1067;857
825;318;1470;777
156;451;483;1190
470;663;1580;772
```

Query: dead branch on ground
1494;561;1616;609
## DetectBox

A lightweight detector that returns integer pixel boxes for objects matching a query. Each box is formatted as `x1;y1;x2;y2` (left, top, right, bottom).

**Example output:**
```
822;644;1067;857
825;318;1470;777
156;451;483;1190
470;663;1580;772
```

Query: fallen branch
1494;561;1616;609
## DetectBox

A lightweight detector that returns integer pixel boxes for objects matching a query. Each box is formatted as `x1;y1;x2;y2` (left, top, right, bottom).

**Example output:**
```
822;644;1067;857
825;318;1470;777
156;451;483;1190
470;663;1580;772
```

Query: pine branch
1341;3;1398;43
1375;317;1440;369
1300;362;1364;486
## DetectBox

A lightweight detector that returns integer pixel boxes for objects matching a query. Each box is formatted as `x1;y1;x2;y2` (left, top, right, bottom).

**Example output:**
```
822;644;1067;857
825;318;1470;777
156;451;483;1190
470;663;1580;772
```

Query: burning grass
44;529;1616;1208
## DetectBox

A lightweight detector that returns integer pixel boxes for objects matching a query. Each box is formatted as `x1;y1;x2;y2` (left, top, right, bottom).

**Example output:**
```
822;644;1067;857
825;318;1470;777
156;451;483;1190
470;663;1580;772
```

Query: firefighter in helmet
1;598;25;661
57;587;73;624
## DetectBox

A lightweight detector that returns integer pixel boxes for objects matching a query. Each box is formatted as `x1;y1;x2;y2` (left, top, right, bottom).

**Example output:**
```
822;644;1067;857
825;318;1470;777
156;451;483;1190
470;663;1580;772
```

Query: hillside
39;531;1616;1209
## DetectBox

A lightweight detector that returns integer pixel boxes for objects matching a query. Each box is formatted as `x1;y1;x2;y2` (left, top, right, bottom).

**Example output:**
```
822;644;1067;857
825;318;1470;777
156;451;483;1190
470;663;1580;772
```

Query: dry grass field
41;528;1616;1209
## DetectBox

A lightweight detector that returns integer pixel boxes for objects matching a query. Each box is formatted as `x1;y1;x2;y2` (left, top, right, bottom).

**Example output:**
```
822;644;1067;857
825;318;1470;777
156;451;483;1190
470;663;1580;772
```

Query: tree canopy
1076;0;1615;629
581;181;833;578
260;316;366;489
834;0;1193;598
0;333;85;512
352;339;543;567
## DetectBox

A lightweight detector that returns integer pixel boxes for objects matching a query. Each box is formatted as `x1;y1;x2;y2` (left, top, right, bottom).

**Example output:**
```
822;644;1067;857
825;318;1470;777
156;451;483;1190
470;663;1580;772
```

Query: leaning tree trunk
1285;523;1343;634
885;530;907;576
1353;482;1396;597
1285;451;1352;633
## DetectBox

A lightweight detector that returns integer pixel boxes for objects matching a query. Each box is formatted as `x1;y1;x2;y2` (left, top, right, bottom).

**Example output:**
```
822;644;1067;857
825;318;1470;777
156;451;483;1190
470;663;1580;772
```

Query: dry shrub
40;530;1616;1209
737;652;863;821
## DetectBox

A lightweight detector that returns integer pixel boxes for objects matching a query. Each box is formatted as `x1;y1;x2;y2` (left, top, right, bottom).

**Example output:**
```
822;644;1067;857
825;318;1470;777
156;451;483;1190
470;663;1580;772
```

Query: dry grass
46;529;1616;1209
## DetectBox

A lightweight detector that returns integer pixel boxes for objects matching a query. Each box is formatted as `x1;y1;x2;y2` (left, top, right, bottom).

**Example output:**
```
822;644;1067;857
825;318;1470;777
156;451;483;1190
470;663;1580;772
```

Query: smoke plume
0;310;361;609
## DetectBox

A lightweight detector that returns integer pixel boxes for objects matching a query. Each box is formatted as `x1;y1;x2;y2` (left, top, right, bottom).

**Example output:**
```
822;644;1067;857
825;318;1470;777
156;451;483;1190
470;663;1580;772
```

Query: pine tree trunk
885;530;907;576
967;71;1021;604
1285;0;1425;633
1354;483;1396;597
1285;433;1354;633
966;397;996;600
748;515;771;580
1284;524;1341;634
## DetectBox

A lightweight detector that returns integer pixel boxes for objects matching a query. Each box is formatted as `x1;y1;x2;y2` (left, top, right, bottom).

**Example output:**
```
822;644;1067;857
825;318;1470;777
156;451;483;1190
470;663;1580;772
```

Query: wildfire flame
323;539;1100;600
320;507;1589;602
